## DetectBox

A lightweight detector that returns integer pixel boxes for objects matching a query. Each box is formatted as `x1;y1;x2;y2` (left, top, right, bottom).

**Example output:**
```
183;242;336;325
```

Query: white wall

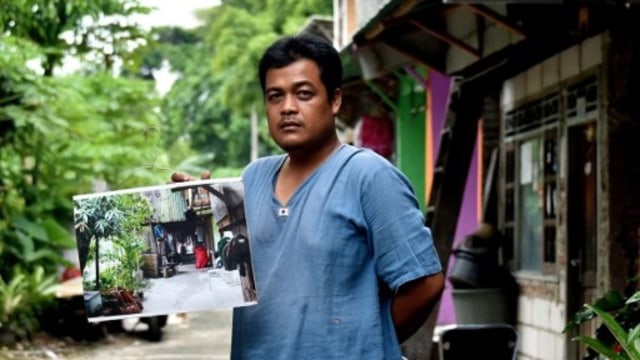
500;34;604;360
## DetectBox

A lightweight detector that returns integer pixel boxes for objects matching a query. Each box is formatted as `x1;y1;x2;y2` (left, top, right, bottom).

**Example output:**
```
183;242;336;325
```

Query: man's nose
281;94;298;114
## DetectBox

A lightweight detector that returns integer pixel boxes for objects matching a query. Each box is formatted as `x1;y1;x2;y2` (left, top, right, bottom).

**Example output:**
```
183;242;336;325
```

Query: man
172;34;444;359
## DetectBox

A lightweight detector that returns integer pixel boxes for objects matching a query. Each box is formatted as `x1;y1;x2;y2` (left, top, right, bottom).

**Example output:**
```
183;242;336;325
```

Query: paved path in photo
86;264;248;324
142;264;246;315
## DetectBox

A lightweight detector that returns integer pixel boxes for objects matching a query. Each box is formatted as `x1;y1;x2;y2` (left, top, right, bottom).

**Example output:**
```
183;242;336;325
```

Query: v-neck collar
272;144;346;208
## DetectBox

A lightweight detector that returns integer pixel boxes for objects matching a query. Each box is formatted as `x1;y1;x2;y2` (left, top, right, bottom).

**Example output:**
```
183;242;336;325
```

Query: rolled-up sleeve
360;159;442;292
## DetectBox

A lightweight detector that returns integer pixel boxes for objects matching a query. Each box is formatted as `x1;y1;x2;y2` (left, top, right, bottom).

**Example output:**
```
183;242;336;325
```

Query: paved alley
117;264;247;319
0;263;255;360
1;310;235;360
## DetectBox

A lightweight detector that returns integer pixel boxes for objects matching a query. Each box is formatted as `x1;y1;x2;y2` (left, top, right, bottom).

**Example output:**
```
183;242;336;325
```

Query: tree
161;50;253;168
0;0;178;341
203;0;332;113
75;193;153;292
1;0;151;75
141;0;332;173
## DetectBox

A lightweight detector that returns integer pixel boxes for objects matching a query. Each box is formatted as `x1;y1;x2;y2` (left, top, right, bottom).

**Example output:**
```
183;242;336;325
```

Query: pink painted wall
427;70;482;325
436;138;480;324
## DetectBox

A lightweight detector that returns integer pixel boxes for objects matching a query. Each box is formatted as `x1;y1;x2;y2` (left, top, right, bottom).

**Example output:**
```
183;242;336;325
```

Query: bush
565;288;640;359
0;266;58;343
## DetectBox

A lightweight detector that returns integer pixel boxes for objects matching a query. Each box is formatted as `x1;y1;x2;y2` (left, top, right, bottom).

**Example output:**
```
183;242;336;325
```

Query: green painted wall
395;73;426;210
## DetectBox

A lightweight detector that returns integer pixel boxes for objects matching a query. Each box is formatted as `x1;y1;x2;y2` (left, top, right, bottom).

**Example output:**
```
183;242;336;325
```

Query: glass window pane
519;138;543;271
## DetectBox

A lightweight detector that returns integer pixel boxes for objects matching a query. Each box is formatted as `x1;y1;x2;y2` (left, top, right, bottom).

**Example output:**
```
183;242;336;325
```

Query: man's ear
332;88;342;115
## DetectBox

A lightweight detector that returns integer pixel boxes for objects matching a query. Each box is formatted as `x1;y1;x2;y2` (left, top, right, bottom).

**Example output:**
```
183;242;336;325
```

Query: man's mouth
279;120;302;130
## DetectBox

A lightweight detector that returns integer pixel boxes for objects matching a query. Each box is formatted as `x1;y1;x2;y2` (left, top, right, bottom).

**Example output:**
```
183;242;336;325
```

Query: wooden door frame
565;119;599;360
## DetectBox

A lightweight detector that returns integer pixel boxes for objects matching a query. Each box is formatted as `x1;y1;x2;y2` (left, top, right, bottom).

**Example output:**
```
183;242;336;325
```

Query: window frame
501;90;561;275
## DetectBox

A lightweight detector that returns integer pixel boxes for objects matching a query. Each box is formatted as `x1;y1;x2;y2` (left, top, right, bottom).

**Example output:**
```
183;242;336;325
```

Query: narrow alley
87;263;247;323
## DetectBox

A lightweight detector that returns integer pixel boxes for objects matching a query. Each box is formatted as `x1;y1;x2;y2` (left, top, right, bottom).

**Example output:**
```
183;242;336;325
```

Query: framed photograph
73;178;257;322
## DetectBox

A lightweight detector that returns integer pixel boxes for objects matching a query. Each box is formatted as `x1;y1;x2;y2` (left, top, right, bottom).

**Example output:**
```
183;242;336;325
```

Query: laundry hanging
355;114;395;159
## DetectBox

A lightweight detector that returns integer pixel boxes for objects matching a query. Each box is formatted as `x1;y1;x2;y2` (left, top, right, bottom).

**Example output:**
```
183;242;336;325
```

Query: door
566;121;598;359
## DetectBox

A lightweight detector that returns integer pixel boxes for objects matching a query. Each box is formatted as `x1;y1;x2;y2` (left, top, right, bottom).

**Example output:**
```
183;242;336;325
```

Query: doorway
566;121;598;359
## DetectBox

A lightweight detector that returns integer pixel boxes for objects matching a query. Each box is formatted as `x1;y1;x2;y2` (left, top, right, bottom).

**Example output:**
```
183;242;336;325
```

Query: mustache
278;118;302;128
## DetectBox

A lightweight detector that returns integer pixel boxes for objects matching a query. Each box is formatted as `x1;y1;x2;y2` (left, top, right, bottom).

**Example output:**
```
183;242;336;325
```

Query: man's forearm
391;272;445;343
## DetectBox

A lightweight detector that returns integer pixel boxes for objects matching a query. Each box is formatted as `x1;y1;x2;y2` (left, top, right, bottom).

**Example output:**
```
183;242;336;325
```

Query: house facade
332;1;640;359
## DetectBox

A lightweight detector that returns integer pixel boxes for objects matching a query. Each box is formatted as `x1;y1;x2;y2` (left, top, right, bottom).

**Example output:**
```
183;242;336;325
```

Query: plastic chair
437;324;519;360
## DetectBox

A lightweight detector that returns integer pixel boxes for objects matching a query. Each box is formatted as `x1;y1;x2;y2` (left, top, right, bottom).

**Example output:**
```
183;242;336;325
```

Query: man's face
264;58;341;153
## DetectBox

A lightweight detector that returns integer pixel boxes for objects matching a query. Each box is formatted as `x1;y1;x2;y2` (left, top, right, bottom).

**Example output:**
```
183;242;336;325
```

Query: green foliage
0;35;170;276
160;52;252;167
1;0;151;74
52;72;173;187
75;193;152;293
143;0;332;169
205;5;276;111
566;288;640;359
0;0;333;343
0;0;174;343
124;26;201;77
0;266;58;340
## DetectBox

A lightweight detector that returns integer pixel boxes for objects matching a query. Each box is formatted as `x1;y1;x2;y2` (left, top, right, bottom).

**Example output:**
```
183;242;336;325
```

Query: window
515;132;558;272
518;137;544;270
501;76;598;274
502;94;559;273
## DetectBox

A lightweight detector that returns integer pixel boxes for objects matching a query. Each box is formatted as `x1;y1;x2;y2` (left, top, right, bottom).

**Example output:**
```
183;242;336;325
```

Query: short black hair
258;34;342;102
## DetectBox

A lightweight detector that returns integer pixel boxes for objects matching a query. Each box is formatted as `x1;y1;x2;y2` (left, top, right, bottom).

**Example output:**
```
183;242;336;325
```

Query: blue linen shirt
231;144;442;359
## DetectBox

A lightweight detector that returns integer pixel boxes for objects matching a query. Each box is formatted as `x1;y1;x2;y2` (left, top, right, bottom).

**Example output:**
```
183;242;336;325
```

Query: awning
345;0;622;82
345;0;533;79
299;15;334;41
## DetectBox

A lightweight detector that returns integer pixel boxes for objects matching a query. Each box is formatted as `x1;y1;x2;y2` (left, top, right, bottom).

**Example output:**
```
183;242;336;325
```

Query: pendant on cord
278;207;289;217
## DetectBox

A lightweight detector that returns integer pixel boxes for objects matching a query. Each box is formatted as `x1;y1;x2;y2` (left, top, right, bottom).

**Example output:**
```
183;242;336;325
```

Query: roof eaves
299;15;334;41
351;0;404;44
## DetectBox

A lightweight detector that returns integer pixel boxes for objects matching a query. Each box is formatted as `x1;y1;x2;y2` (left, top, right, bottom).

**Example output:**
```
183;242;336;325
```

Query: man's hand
170;171;211;183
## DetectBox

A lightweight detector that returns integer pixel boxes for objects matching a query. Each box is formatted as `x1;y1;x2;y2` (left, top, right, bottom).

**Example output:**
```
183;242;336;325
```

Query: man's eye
267;93;282;102
297;91;313;99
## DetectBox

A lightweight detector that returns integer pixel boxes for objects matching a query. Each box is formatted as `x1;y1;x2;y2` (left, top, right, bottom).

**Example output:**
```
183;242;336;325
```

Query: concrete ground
68;310;235;360
143;264;246;314
0;310;235;360
0;264;253;360
88;264;248;323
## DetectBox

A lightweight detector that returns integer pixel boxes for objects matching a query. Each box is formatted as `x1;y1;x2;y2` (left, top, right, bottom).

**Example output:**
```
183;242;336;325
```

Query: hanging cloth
356;114;395;159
